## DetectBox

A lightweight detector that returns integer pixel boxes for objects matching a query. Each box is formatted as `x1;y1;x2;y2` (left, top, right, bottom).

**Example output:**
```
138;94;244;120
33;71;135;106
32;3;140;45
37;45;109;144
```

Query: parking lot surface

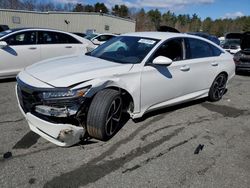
0;75;250;188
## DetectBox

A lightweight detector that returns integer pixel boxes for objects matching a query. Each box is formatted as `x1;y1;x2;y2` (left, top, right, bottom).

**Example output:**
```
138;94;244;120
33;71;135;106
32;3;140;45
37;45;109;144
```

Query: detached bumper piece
26;113;85;147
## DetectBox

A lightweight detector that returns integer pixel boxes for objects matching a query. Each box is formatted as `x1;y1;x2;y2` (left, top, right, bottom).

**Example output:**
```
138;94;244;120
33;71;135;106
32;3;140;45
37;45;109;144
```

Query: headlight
35;86;90;117
41;87;90;100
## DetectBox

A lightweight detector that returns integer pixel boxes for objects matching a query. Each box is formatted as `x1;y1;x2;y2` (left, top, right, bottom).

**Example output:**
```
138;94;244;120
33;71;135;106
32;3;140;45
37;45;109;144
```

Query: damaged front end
16;78;91;146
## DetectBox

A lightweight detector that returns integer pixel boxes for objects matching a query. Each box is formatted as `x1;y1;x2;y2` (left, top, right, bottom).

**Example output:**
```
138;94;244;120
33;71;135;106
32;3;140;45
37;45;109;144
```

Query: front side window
186;38;214;59
4;31;37;45
88;36;159;64
151;38;184;61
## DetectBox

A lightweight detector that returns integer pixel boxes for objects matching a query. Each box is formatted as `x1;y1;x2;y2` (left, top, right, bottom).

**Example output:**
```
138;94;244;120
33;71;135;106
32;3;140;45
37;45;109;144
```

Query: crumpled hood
25;55;133;87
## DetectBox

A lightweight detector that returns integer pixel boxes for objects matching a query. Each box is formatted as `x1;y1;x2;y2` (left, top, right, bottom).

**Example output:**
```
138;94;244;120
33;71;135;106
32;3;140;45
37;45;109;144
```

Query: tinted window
39;31;80;44
186;38;213;59
152;38;183;61
96;35;114;42
4;31;37;45
211;45;223;56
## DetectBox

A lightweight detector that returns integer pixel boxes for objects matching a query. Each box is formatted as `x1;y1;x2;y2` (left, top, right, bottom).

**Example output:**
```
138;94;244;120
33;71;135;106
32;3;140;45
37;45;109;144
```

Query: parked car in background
72;32;86;38
85;33;117;48
0;25;9;32
188;32;220;45
219;36;225;46
234;31;250;73
0;28;95;79
222;32;242;54
16;32;235;146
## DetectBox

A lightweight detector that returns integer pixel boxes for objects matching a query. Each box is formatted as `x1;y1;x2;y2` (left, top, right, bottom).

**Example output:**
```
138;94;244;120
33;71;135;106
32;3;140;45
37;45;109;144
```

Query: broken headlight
41;87;90;100
35;86;90;117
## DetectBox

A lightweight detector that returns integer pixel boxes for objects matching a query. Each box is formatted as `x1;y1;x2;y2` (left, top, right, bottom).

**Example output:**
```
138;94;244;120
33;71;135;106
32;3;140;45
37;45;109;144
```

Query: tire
86;89;123;141
208;73;228;102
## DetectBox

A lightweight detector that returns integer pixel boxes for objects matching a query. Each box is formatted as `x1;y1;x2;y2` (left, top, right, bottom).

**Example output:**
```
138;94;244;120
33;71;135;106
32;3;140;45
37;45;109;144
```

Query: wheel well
105;86;134;113
218;71;228;79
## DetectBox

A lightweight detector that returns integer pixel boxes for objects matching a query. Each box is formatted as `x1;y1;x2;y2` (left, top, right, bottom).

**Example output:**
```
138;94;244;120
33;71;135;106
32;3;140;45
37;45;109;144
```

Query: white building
0;9;136;34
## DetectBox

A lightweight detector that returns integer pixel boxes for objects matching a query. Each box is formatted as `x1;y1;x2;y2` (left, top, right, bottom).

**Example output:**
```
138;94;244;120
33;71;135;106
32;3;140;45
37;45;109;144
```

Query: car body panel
0;44;41;78
25;54;134;87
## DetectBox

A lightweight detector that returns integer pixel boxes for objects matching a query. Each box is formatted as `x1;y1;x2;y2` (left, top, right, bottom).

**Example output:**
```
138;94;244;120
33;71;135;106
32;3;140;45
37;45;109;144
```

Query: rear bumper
16;86;85;147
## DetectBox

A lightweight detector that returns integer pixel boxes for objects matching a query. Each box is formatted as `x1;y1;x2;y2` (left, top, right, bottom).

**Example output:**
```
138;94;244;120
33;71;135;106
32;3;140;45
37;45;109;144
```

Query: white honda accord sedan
0;28;95;79
16;32;235;146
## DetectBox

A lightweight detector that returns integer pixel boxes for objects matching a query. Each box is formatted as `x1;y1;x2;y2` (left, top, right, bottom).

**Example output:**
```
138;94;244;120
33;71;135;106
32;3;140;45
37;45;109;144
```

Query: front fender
72;76;141;114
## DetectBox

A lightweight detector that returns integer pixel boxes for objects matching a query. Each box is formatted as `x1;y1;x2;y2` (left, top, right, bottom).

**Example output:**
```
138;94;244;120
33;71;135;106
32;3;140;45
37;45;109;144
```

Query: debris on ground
3;151;12;159
194;144;204;154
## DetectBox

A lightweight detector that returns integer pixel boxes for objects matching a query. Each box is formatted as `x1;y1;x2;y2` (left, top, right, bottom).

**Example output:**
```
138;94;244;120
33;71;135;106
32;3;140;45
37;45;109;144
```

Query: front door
141;38;190;112
0;31;40;77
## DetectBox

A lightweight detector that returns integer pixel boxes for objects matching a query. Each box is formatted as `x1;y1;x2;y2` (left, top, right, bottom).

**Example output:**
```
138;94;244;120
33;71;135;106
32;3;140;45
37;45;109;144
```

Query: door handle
180;65;190;71
65;46;72;48
211;62;218;66
28;47;37;50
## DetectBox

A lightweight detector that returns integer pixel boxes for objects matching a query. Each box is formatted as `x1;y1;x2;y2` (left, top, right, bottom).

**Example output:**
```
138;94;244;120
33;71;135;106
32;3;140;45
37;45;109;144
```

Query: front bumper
16;86;85;147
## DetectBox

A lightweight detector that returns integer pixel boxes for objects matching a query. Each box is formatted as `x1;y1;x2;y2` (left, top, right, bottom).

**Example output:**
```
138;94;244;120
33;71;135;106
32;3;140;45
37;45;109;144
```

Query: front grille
16;78;86;126
17;83;41;113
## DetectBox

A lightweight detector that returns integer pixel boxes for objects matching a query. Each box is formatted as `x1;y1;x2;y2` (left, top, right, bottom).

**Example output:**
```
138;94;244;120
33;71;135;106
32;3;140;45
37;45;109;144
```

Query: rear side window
210;45;223;56
38;31;81;44
4;31;37;45
186;38;214;59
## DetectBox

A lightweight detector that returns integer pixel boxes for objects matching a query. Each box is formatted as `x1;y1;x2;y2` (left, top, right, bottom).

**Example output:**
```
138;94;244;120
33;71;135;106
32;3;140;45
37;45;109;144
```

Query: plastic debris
3;151;12;159
194;144;204;154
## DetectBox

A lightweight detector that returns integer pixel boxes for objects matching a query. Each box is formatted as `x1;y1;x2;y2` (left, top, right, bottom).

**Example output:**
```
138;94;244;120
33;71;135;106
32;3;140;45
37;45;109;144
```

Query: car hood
25;55;133;87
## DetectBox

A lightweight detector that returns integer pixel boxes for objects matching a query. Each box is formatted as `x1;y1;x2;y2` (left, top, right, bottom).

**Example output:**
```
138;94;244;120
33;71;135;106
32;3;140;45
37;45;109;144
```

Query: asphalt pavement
0;74;250;188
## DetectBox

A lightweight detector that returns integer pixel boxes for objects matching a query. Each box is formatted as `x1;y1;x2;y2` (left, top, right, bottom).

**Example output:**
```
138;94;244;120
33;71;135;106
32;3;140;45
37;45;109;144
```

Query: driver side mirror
152;56;173;66
0;41;8;49
92;39;101;45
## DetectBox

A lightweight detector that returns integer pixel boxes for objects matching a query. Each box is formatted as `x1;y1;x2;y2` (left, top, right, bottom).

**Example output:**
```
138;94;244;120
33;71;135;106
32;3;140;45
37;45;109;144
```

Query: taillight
233;52;241;64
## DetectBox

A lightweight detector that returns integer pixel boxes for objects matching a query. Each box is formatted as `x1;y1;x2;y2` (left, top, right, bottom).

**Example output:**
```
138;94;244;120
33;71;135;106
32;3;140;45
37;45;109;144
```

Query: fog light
35;105;78;117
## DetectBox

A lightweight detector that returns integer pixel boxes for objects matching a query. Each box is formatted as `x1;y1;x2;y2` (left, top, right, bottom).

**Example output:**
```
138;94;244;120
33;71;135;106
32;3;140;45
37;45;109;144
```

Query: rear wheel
208;73;227;102
86;89;123;141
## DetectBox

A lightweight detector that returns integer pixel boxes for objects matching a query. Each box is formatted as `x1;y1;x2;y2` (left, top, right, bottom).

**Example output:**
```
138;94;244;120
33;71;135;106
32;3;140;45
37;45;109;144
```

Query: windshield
0;29;13;38
88;36;159;64
223;39;240;47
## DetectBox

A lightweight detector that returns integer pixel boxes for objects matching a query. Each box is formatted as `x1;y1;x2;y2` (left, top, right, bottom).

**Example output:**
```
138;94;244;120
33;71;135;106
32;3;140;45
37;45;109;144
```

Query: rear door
0;30;40;77
38;31;81;60
183;37;220;94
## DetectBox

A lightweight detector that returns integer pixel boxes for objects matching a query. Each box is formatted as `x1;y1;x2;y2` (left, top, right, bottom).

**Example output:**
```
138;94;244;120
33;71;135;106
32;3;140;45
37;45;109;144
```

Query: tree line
1;0;250;36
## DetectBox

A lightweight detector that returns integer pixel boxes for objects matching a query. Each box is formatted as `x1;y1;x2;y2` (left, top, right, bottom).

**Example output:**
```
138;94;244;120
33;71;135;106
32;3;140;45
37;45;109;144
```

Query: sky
53;0;250;20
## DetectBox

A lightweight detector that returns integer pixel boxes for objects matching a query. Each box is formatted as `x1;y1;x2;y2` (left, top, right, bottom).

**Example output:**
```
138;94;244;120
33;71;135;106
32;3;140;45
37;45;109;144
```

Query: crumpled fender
71;74;140;114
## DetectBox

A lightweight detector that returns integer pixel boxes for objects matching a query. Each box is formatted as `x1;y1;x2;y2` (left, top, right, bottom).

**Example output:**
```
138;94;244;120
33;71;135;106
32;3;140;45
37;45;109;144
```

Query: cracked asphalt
0;74;250;188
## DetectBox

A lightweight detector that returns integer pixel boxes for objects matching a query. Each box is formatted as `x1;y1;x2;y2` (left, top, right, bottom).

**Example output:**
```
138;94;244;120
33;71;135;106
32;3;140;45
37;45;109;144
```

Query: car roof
123;32;198;40
4;28;77;35
122;31;224;50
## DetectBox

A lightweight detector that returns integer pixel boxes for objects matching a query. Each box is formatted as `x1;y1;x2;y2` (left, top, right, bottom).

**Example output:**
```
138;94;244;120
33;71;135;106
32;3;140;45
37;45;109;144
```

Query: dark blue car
188;32;220;46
